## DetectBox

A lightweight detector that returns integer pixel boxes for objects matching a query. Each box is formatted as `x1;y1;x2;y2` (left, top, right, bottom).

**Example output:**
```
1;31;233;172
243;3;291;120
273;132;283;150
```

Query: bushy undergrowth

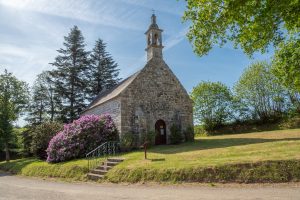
140;131;156;146
46;114;118;162
195;116;300;136
169;124;183;144
183;126;195;142
30;121;63;159
120;132;135;151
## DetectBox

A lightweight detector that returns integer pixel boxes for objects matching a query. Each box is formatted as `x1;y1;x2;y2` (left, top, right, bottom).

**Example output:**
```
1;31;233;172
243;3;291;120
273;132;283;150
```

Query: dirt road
0;173;299;200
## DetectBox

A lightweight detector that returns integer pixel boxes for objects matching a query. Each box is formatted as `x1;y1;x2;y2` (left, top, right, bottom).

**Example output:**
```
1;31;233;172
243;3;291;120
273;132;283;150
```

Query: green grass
117;128;300;168
0;158;96;181
106;128;300;183
1;128;300;183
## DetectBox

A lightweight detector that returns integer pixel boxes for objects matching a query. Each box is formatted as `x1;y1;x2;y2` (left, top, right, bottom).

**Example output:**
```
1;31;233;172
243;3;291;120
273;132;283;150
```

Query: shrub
194;125;207;136
169;124;183;144
46;114;118;163
183;126;194;142
31;122;63;159
120;132;135;152
140;131;156;146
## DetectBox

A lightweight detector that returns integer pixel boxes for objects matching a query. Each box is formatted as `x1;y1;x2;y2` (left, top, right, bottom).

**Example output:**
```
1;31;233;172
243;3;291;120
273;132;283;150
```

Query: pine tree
27;71;60;125
87;39;120;101
50;26;90;122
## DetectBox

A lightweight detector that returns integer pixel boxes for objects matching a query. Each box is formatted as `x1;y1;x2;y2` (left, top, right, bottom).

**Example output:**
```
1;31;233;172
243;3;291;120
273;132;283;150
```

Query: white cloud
0;0;189;84
164;26;188;51
0;0;143;31
0;43;55;85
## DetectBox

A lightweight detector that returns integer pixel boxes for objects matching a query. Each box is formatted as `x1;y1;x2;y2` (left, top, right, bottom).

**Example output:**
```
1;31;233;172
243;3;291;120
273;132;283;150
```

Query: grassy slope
118;129;300;168
106;129;300;182
1;128;300;183
0;158;101;181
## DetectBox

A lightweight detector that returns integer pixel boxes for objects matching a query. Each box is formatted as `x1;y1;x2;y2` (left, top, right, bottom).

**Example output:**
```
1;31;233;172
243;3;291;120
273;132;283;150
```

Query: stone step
96;165;113;171
105;161;119;166
88;158;125;181
90;169;108;175
87;173;104;181
107;158;124;163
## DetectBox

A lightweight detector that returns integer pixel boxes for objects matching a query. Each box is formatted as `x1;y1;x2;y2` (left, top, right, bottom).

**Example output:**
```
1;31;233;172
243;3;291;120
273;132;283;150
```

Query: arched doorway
155;120;166;145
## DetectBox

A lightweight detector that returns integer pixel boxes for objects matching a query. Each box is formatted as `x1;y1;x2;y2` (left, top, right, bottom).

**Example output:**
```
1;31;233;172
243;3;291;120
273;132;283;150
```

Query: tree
27;71;60;124
0;69;29;161
87;39;120;101
272;39;300;92
271;39;300;113
182;0;300;56
234;61;287;121
191;81;232;130
50;26;90;122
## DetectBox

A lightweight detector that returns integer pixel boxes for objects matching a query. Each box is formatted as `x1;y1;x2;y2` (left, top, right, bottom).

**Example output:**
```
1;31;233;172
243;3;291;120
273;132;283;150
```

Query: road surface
0;173;299;200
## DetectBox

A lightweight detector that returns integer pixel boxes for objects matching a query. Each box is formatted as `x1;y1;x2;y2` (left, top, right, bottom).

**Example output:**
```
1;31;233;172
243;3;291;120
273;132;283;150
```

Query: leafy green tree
234;61;287;121
50;26;90;122
272;39;300;92
27;71;61;124
271;39;300;113
87;39;120;101
183;0;300;56
0;69;29;161
191;81;232;130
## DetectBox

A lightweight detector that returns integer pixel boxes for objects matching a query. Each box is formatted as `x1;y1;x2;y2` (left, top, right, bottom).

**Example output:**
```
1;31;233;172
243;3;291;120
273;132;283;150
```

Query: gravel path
0;173;299;200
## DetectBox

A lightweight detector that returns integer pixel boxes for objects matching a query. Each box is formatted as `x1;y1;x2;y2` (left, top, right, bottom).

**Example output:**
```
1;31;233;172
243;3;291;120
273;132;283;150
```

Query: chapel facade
82;14;193;145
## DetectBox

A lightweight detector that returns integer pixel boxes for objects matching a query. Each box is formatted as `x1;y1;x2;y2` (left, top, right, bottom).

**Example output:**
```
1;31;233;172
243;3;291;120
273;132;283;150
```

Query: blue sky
0;0;273;93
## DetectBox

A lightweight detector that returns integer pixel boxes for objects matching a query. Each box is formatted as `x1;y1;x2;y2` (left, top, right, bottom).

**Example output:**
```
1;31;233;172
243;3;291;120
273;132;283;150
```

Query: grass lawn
119;128;300;169
1;128;300;183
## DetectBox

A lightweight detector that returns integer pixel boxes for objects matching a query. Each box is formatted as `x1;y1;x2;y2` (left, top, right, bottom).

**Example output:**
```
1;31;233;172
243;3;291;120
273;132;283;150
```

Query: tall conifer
87;39;120;101
50;26;90;122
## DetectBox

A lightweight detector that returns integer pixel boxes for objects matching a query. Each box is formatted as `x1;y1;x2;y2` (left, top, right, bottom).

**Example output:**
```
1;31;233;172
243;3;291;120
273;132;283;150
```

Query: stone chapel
82;14;193;145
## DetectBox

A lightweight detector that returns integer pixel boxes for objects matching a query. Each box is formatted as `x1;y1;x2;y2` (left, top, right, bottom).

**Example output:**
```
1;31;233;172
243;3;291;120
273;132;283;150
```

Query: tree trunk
4;142;10;162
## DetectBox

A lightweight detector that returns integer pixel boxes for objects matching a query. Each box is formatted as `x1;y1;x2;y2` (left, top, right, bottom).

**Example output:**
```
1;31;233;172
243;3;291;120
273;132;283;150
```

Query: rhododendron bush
46;114;118;162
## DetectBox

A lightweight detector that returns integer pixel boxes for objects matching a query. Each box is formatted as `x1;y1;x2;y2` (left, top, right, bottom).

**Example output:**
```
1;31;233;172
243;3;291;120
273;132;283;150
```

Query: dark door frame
155;119;167;145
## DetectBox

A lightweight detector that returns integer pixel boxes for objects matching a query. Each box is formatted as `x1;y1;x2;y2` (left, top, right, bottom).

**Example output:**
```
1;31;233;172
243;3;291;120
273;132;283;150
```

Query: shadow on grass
0;158;38;174
149;137;300;154
150;158;166;162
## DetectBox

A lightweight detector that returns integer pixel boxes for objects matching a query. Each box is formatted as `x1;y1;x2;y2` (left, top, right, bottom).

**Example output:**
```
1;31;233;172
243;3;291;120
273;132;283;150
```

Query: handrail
86;141;120;171
86;142;106;157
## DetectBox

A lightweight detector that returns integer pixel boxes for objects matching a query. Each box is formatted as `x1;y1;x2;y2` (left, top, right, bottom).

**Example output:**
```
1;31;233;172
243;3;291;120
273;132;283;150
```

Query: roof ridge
83;70;141;112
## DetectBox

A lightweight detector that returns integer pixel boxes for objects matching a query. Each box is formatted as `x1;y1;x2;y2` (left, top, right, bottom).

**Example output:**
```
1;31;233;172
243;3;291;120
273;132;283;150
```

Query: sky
0;0;274;93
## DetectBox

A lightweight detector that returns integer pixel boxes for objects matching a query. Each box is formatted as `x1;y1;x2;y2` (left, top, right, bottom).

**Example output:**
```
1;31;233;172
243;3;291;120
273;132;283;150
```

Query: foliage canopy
191;81;232;130
183;0;300;56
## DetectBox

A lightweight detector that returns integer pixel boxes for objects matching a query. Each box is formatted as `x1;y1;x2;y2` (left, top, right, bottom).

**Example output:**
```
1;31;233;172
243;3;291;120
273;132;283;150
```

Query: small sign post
140;141;149;160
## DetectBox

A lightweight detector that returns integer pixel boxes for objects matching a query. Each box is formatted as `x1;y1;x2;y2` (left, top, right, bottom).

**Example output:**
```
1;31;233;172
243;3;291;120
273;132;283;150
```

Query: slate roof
83;70;141;112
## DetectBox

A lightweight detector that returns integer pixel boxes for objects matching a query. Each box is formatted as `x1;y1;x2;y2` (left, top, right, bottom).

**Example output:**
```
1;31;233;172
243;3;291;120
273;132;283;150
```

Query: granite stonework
82;14;193;145
83;98;122;132
119;58;193;144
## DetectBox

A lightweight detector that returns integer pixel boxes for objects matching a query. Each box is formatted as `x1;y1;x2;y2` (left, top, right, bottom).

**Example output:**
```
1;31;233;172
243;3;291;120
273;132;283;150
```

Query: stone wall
83;98;122;132
120;58;193;144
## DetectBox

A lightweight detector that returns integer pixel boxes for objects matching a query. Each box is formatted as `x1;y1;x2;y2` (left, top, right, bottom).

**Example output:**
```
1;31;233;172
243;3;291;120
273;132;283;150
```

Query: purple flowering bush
46;114;118;163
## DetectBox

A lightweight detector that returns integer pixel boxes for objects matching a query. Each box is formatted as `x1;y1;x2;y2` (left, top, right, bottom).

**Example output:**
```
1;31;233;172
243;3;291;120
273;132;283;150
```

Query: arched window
148;34;151;45
154;33;158;45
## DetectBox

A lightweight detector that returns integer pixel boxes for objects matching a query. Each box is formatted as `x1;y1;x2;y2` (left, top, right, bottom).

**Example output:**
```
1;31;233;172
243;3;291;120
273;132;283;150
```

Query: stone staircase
87;158;124;181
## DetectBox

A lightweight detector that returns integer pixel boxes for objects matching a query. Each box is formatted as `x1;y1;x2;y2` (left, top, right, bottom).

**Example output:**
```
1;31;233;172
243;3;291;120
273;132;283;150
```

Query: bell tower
145;14;164;61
